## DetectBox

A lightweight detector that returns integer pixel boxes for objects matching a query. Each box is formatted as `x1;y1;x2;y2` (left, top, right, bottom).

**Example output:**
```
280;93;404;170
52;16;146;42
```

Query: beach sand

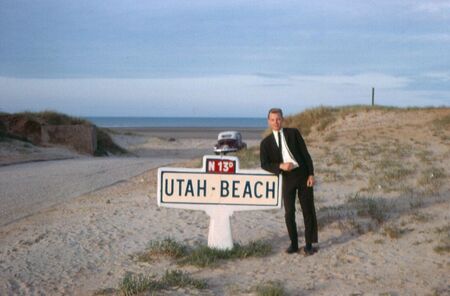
1;112;449;295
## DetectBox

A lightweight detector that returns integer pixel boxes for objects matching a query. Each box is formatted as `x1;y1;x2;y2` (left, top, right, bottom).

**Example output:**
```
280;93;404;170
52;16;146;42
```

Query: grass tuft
434;239;450;254
383;224;411;239
180;240;272;267
138;239;271;267
254;281;286;296
161;269;207;289
119;272;162;296
282;106;336;136
348;196;389;224
434;225;450;254
366;159;414;193
416;167;447;194
234;146;260;169
317;194;392;232
138;238;188;262
117;270;207;295
324;131;338;142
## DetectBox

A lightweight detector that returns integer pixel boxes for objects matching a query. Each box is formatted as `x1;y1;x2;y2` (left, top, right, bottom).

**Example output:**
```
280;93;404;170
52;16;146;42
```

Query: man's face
268;112;283;131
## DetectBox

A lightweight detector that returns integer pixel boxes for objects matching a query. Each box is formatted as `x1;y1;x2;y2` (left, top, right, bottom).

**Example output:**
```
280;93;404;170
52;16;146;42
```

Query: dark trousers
282;168;318;248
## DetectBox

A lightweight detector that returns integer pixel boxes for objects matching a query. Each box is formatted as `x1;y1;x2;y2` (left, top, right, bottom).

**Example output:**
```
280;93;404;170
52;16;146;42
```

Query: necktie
277;131;283;161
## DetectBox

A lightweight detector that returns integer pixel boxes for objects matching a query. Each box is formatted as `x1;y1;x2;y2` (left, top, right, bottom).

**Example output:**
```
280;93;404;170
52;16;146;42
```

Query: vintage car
213;131;247;155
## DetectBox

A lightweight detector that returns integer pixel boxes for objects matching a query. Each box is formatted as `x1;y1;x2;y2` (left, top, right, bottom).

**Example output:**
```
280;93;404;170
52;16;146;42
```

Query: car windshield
218;139;237;146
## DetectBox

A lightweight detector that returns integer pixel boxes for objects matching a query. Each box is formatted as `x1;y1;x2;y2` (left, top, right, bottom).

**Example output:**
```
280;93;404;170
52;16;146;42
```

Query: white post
205;207;234;250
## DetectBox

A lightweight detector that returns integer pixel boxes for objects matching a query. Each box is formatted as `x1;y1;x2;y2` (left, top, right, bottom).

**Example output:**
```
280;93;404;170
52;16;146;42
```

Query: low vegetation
179;240;272;267
137;238;272;267
104;240;273;295
160;269;207;289
95;128;128;156
95;269;207;296
0;110;127;156
278;105;402;137
137;238;187;261
433;225;450;254
15;110;89;125
367;159;414;193
383;224;412;239
234;146;260;169
432;113;450;129
254;281;286;296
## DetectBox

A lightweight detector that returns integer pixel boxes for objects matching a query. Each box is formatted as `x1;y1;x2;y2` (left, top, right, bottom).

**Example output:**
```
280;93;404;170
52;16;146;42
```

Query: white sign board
157;155;282;249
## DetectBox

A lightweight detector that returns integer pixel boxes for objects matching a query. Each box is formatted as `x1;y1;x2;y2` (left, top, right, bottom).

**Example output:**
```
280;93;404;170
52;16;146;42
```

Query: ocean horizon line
86;116;267;128
85;116;265;118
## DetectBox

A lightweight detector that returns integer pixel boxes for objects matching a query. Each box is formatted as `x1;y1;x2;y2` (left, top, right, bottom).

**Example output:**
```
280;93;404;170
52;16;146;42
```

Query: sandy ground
0;112;449;295
0;128;263;227
0;157;176;226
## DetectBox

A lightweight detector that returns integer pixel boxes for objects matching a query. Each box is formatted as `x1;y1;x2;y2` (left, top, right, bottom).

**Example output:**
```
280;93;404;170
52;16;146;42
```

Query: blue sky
1;0;449;117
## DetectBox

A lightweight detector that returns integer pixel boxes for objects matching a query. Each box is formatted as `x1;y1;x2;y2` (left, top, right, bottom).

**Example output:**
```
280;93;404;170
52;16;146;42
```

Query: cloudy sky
1;0;449;117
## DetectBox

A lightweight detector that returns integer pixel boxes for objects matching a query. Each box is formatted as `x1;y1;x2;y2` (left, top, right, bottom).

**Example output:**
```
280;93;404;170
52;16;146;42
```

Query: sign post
157;155;282;250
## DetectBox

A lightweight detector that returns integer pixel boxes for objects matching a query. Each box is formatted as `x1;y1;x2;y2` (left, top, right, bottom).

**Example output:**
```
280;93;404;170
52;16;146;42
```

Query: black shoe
285;245;299;254
302;245;318;256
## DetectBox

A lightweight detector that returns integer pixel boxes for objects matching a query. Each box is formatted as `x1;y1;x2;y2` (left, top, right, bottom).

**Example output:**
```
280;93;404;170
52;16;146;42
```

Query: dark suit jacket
260;127;314;176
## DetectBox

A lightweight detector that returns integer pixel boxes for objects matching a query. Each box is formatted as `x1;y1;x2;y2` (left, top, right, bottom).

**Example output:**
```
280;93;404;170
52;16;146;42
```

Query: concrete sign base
205;207;234;249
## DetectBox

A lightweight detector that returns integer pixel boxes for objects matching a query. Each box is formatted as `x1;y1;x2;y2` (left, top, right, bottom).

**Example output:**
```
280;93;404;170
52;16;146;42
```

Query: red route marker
206;159;236;174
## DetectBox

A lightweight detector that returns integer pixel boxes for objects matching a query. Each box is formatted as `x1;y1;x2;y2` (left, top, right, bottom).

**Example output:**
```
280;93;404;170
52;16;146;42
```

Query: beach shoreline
107;126;265;140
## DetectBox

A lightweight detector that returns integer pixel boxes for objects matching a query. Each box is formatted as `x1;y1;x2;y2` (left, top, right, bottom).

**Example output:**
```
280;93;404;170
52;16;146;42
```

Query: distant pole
371;87;375;106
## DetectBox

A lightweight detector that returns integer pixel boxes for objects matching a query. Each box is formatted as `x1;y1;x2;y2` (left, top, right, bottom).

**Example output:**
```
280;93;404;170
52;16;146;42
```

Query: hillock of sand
0;111;126;165
0;106;449;295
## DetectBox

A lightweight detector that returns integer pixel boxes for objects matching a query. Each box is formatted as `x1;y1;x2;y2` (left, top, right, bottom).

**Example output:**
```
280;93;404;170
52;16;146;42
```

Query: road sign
157;155;282;249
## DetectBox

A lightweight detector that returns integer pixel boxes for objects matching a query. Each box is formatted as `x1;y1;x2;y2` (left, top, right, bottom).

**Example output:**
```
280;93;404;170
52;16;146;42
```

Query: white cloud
414;0;450;13
423;72;450;82
406;33;450;43
0;73;447;117
289;73;410;88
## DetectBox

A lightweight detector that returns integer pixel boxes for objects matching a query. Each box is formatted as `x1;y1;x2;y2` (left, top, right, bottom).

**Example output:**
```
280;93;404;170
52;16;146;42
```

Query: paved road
0;157;178;226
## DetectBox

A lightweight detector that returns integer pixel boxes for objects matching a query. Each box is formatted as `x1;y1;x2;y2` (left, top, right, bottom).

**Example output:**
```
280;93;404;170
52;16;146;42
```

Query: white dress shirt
273;129;299;168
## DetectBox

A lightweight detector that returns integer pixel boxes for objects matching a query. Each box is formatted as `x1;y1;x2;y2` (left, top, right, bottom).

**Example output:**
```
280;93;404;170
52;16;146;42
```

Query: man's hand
279;162;294;171
307;175;315;187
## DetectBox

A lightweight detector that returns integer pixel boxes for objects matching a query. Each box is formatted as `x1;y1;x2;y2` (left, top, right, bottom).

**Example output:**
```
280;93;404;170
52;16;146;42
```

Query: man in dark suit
260;108;318;255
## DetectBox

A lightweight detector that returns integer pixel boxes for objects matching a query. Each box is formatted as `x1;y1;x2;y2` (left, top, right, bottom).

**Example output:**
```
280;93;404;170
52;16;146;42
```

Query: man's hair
267;108;283;118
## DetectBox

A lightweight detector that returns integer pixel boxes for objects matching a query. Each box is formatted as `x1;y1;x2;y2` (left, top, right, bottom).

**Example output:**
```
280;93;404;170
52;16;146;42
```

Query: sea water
86;117;266;128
